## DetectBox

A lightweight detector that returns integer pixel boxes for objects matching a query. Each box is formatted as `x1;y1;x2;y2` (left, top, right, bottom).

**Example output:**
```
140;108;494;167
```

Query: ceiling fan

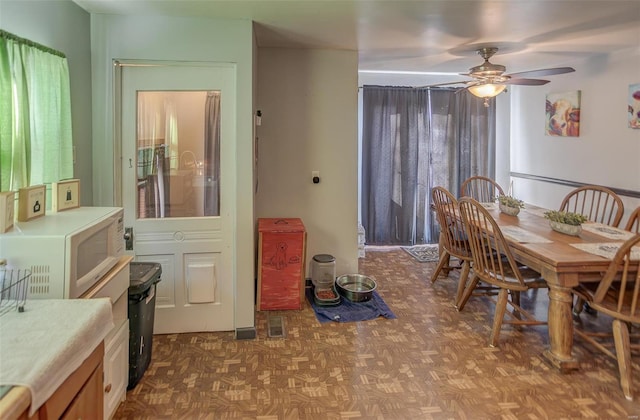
427;47;575;104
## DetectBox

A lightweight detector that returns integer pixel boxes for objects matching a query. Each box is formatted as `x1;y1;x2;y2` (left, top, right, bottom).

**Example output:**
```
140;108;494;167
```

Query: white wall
510;49;640;226
89;14;256;332
0;0;94;205
495;92;511;191
256;48;359;276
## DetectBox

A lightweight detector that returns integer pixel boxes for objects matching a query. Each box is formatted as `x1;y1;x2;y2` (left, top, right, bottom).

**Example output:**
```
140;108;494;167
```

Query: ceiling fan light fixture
468;83;507;98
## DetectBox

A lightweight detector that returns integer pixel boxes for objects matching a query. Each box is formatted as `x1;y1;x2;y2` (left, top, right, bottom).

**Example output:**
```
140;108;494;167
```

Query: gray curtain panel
361;86;496;245
204;91;221;217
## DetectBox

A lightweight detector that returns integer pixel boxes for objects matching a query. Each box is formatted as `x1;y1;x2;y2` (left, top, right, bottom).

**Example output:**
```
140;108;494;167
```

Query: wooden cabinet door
61;362;103;420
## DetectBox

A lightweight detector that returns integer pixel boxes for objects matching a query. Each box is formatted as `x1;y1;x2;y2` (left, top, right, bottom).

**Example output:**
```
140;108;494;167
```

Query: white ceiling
73;0;640;85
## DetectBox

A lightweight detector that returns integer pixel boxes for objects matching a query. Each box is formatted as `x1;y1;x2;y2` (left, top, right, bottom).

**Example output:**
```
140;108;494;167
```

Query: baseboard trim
235;327;257;340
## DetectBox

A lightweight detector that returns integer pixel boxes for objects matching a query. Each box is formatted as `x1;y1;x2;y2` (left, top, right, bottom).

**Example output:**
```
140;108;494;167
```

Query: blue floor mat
306;288;396;323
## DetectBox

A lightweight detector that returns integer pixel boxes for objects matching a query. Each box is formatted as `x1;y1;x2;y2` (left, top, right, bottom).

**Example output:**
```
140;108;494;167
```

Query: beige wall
256;48;359;276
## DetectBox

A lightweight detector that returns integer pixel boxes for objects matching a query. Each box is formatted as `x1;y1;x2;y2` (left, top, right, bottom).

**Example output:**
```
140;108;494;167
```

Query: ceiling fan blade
506;67;575;79
420;80;471;88
504;78;550;86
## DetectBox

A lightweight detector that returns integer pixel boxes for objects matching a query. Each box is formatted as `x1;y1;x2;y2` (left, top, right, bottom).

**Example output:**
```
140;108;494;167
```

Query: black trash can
128;262;162;390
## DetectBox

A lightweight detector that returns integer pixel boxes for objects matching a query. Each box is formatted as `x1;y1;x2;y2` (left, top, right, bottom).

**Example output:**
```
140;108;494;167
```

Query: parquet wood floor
115;248;640;419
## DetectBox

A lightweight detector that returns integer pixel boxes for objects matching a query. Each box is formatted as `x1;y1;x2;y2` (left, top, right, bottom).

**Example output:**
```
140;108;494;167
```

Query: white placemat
480;202;497;210
500;225;554;243
570;242;640;260
0;298;113;416
580;223;635;240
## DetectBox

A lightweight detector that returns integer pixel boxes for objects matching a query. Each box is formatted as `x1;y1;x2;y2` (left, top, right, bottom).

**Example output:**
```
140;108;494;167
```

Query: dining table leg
543;284;580;372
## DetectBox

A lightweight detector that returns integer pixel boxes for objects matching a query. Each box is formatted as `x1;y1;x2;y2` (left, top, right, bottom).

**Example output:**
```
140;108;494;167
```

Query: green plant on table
543;210;588;226
498;195;525;208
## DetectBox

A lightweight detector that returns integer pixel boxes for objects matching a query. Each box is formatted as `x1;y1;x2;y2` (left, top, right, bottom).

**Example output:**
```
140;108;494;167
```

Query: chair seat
481;264;545;292
574;282;639;324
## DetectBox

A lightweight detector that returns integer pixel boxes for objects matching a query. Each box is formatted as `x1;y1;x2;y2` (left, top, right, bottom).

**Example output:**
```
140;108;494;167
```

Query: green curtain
0;31;73;192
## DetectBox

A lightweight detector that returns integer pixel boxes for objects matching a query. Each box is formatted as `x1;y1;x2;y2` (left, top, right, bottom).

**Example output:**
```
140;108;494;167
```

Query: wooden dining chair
460;176;505;202
575;205;638;316
563;186;625;317
560;185;624;227
572;234;640;401
430;186;475;307
457;197;548;347
624;206;640;233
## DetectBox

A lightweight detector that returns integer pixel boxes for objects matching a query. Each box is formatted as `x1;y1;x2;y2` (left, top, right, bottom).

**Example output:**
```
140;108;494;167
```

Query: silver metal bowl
335;274;377;302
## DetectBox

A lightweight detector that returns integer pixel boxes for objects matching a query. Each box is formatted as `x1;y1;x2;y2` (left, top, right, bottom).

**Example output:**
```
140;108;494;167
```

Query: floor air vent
267;314;285;338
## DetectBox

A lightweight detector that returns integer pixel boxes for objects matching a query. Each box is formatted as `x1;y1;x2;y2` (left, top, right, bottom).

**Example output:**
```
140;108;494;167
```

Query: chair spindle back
624;206;640;233
560;185;624;227
431;187;471;261
460;176;505;203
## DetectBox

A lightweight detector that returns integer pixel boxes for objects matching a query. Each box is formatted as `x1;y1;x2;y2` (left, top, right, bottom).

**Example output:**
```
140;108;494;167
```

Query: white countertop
0;298;113;416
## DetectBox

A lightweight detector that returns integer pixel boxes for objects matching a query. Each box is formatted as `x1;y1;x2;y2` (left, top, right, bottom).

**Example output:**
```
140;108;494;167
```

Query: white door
120;62;235;333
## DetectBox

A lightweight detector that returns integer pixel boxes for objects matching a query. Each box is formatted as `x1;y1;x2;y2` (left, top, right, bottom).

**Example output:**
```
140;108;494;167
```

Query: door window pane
136;91;220;218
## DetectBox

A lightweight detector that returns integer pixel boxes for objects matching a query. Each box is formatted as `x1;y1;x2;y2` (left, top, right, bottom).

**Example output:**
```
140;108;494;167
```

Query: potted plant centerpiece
498;195;525;216
544;210;588;236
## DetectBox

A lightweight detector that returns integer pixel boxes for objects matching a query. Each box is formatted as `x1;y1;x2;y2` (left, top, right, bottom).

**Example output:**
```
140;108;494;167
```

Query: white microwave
0;207;124;299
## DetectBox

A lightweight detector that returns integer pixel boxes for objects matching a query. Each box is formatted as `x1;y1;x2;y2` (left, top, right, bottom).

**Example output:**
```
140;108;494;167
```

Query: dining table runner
500;225;554;243
522;206;550;218
570;242;640;260
482;202;550;218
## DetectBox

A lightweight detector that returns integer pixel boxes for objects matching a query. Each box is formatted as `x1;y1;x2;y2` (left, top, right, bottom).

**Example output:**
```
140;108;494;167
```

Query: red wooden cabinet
257;218;307;310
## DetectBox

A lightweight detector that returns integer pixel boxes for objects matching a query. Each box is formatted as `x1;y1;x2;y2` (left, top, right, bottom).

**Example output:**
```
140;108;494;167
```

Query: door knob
124;227;134;250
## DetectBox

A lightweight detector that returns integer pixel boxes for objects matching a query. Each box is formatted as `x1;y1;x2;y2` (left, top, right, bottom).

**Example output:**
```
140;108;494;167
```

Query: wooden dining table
475;203;637;372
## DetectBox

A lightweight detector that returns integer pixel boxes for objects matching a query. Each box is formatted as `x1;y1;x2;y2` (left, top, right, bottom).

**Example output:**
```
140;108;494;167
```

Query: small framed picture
52;179;80;212
18;184;46;221
0;191;15;233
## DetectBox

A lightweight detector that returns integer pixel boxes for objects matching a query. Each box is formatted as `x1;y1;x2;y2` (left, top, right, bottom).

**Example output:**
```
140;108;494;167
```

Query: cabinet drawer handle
105;383;112;393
